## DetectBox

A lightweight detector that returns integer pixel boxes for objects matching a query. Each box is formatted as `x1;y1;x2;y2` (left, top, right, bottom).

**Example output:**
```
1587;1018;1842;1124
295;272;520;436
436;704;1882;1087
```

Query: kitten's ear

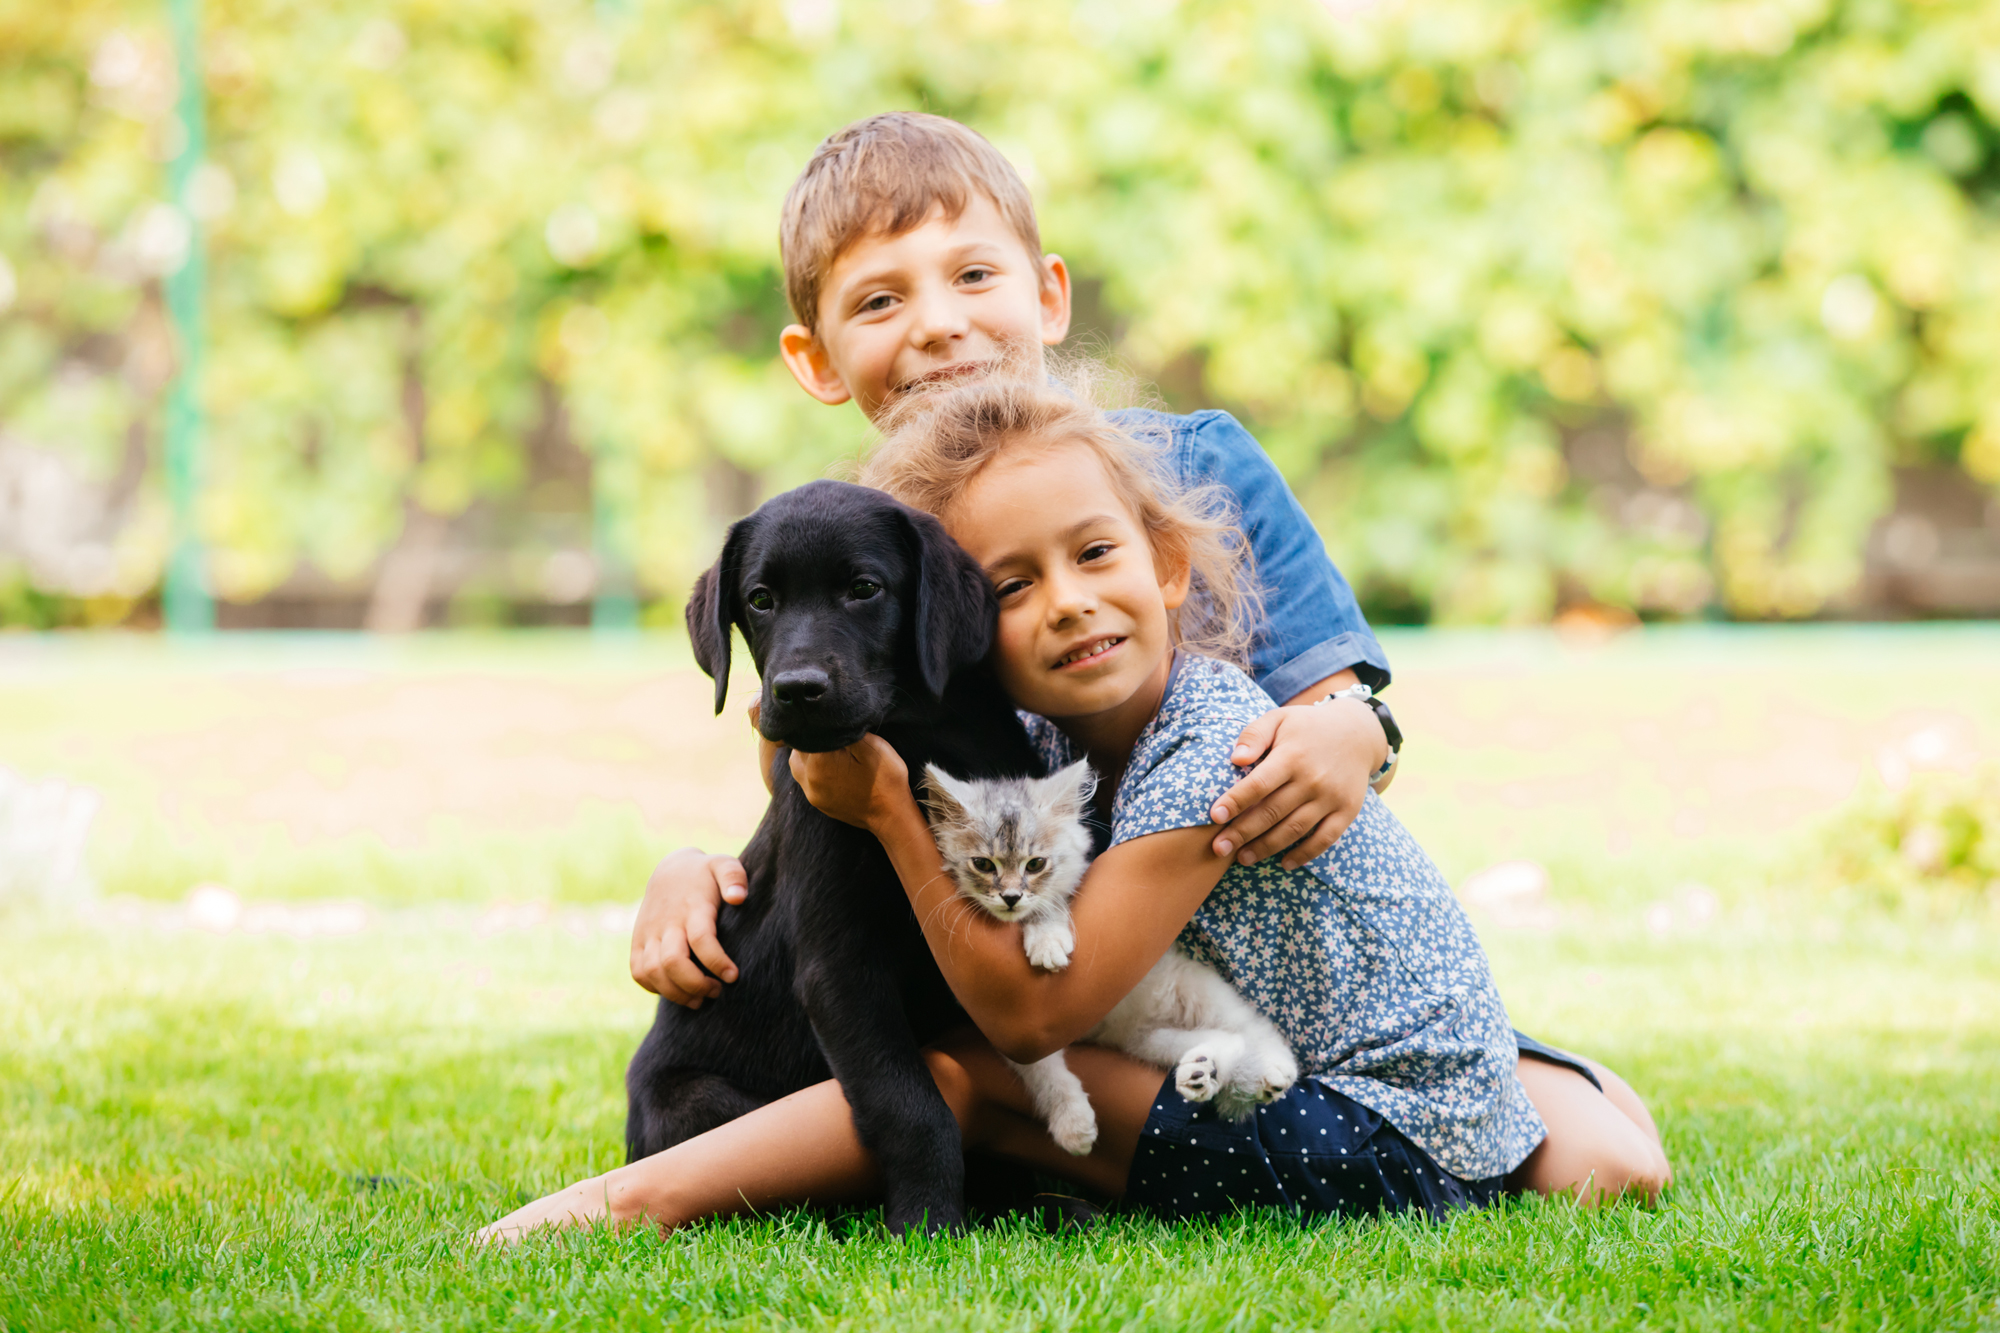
1045;760;1098;820
919;763;975;826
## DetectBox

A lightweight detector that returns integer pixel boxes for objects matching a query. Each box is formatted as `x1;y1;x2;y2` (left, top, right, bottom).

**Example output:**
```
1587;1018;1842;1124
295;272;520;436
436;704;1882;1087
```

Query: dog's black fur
623;480;1042;1235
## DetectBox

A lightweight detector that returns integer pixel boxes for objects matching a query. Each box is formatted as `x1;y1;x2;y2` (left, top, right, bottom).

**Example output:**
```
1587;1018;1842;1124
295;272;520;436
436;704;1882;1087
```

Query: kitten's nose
1000;891;1022;909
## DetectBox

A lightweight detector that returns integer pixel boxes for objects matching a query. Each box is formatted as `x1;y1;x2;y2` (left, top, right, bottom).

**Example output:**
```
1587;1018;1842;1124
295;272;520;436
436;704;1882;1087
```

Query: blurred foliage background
3;0;1999;630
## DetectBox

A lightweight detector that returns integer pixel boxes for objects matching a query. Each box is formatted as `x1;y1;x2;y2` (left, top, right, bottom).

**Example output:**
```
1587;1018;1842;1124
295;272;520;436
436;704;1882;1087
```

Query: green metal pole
591;464;640;631
163;0;213;631
590;0;639;633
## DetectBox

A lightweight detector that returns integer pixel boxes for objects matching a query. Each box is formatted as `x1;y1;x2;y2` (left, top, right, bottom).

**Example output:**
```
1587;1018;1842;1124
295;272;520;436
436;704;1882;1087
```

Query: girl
481;377;1667;1241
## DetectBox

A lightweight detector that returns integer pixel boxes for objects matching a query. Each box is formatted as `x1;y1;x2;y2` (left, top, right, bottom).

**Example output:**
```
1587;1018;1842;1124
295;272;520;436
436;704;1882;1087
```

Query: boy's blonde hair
781;113;1044;331
861;367;1260;667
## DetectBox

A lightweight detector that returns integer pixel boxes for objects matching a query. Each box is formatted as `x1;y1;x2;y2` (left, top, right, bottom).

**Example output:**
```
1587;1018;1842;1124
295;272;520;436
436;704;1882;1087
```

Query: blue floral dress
1022;655;1545;1212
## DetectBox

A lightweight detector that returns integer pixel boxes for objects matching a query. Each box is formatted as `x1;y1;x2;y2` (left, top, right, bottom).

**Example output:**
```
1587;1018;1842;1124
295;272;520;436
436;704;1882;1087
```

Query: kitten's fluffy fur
921;761;1299;1156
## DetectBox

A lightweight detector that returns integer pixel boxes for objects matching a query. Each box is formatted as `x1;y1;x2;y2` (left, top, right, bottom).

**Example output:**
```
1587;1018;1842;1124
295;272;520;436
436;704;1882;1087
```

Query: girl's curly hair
860;361;1260;668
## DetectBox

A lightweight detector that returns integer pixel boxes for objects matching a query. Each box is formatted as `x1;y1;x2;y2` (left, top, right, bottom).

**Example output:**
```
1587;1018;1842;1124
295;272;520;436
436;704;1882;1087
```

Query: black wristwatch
1314;683;1401;789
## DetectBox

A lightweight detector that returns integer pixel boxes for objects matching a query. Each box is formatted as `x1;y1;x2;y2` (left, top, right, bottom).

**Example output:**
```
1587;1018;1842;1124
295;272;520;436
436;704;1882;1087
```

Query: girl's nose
1042;567;1092;624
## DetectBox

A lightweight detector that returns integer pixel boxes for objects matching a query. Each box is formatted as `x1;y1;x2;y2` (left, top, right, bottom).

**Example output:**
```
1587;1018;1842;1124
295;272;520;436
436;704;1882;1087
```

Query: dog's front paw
1021;920;1075;972
1046;1101;1099;1156
1175;1048;1220;1103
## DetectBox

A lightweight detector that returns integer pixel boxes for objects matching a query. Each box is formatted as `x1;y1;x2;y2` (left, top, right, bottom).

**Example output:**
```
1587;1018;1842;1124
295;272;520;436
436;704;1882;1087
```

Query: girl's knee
922;1047;979;1114
1586;1136;1669;1205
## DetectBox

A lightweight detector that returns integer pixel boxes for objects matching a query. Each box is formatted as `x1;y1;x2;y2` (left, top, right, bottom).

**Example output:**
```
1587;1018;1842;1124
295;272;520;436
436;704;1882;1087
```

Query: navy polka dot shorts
1125;1074;1507;1222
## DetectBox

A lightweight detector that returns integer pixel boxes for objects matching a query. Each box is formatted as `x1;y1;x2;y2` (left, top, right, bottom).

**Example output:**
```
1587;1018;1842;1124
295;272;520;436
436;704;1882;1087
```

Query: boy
623;114;1667;1206
633;112;1398;1006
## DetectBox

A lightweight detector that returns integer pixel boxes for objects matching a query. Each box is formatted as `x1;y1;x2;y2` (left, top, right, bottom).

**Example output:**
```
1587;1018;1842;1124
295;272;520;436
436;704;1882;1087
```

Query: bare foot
474;1174;622;1248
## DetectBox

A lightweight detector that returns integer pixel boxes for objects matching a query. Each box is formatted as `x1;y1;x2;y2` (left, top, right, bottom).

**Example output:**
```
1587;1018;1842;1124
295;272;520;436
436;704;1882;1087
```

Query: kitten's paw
1219;1052;1297;1119
1175;1049;1220;1103
1021;922;1075;971
1046;1103;1099;1156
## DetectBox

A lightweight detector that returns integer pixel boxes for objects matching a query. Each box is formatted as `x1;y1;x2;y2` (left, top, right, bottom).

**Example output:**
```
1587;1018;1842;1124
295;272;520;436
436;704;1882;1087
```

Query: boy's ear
1037;253;1073;346
780;325;853;407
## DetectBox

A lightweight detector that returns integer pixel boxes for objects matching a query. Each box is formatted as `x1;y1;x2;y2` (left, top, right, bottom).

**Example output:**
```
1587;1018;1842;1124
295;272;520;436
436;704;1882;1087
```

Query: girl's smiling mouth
1053;636;1126;670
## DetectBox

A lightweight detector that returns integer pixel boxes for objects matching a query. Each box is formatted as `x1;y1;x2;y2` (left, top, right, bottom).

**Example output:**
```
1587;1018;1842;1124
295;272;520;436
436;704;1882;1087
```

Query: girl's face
944;438;1190;725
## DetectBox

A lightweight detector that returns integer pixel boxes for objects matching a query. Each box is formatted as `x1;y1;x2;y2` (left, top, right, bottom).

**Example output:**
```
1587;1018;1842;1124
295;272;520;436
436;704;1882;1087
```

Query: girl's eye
1024;857;1047;874
995;579;1028;599
1080;543;1113;564
746;588;775;612
970;857;997;874
849;579;881;600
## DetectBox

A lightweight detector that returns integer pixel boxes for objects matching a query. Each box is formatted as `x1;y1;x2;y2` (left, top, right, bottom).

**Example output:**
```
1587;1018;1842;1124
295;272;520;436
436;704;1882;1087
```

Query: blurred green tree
2;0;1995;626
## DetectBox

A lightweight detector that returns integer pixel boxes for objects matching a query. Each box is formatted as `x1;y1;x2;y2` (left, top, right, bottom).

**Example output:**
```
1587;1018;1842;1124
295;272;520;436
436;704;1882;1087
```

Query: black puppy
624;480;1042;1235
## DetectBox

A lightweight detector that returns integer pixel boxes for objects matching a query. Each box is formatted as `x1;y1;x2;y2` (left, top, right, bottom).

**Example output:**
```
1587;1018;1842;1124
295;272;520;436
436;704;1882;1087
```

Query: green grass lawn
4;906;1996;1331
4;628;1998;1330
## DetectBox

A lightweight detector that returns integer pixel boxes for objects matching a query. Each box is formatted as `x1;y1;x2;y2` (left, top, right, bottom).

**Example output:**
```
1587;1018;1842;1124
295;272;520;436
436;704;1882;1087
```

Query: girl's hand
789;735;913;834
1208;698;1388;869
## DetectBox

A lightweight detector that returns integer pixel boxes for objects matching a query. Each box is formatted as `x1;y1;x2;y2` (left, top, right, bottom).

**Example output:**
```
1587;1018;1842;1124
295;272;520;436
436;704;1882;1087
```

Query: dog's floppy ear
899;505;994;701
686;519;752;714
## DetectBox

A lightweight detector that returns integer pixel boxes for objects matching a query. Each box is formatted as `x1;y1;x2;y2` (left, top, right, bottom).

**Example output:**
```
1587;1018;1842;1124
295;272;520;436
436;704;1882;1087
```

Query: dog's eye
746;588;774;613
970;857;997;875
1024;857;1047;874
848;579;881;601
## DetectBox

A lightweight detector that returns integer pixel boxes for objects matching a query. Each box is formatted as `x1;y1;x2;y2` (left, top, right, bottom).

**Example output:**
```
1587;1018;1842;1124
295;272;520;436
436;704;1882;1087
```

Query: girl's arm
790;740;1228;1065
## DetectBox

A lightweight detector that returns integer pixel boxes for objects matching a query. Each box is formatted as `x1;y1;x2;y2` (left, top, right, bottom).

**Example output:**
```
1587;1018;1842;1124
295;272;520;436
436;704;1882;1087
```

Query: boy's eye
849;579;881;600
1024;857;1047;874
959;266;992;284
994;578;1028;598
970;857;997;874
746;588;775;612
862;293;895;312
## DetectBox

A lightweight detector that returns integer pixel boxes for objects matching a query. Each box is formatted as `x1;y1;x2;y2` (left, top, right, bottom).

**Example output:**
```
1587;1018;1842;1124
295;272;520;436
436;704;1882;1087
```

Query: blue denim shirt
1111;408;1389;703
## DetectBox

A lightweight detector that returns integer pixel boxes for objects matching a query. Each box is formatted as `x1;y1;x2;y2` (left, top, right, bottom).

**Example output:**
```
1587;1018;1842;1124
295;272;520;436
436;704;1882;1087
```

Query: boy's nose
906;285;970;348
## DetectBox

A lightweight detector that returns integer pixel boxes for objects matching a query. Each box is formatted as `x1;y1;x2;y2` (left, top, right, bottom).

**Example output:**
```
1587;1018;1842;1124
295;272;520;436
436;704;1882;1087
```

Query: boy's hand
630;848;750;1008
790;735;912;834
1209;698;1388;870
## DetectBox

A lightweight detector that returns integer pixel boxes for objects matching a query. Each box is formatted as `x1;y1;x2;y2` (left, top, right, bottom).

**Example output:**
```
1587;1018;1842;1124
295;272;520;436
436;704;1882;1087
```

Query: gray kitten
921;760;1299;1156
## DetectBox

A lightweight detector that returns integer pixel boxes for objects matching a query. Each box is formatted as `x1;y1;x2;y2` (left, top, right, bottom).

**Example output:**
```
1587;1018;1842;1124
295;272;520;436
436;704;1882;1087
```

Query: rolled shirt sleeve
1116;408;1390;702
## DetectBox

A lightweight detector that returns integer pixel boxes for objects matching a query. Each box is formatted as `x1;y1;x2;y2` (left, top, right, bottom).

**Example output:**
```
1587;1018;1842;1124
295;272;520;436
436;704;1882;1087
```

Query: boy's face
780;195;1072;423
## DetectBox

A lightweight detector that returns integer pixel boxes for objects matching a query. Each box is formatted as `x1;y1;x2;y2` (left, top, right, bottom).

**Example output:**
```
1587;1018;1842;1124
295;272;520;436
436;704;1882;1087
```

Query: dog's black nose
1000;891;1022;909
771;668;831;706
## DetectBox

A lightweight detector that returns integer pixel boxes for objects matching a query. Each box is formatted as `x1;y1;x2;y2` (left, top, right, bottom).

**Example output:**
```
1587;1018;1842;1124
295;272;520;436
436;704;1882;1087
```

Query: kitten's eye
849;579;881;600
746;588;774;612
970;857;997;874
1024;857;1047;874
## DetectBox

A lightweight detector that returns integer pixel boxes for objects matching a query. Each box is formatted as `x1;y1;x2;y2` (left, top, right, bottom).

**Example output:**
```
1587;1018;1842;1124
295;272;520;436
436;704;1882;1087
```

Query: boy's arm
630;849;749;1005
1171;412;1394;867
629;704;772;1006
1174;411;1390;697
